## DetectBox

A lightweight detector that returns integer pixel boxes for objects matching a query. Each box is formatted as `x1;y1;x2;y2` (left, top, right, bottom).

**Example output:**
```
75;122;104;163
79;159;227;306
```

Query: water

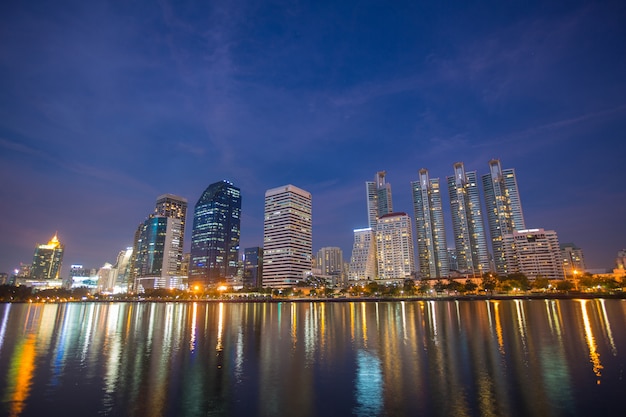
0;299;624;416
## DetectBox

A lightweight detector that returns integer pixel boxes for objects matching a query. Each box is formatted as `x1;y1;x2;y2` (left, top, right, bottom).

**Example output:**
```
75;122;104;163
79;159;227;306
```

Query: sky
1;0;625;276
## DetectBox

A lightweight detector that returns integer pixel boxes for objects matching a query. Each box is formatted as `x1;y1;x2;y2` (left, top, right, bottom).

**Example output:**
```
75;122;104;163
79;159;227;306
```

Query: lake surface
0;299;624;416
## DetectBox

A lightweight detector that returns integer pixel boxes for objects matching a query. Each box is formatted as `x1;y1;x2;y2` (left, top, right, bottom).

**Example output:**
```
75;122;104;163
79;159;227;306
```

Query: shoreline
4;292;625;304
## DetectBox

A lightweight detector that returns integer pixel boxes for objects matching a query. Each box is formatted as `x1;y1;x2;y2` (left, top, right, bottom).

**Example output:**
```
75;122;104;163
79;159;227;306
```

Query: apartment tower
412;169;449;278
375;212;416;282
447;162;490;276
482;159;525;275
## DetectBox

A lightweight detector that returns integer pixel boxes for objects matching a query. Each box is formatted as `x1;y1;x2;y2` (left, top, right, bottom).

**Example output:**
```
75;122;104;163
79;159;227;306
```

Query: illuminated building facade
316;247;344;276
561;243;586;276
412;169;449;278
155;194;187;274
349;228;377;282
447;162;490;276
262;185;312;288
190;180;241;288
503;228;564;280
375;212;416;282
482;159;526;275
30;233;64;280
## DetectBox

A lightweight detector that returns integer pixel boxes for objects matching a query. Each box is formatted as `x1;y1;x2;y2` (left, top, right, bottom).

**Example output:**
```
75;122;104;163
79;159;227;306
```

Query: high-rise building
482;159;526;275
503;228;564;280
243;247;264;288
412;169;449;279
30;233;64;280
561;243;586;277
132;215;184;290
447;162;490;277
155;194;187;274
262;185;312;288
190;180;241;288
112;247;133;291
316;247;344;276
349;228;377;282
366;171;393;229
375;212;416;282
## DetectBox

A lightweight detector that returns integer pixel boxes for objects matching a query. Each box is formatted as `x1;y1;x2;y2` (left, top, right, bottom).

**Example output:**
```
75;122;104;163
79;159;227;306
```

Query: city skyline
1;1;625;274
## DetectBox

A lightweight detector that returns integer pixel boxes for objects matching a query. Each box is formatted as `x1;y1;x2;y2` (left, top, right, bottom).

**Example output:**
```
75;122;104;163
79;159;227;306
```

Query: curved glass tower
190;180;241;288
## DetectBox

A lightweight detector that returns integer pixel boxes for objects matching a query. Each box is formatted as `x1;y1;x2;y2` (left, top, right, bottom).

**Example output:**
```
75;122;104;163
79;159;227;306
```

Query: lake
0;299;624;416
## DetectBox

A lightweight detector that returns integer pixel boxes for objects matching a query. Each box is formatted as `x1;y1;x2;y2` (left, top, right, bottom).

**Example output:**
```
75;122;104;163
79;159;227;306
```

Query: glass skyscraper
190;180;241;288
412;169;449;279
482;159;525;275
132;215;183;290
447;162;490;276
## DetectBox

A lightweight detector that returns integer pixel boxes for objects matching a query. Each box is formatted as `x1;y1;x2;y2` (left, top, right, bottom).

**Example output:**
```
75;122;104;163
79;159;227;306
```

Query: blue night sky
1;0;625;275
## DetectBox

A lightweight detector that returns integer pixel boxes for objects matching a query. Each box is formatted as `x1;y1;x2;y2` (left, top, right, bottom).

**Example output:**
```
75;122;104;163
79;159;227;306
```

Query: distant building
97;263;115;293
316;247;344;286
243;247;263;288
503;228;564;280
112;247;133;291
262;185;312;288
561;243;586;277
189;180;241;288
155;194;188;275
366;171;393;229
412;169;449;278
30;233;64;280
482;159;526;275
375;212;416;282
69;264;98;290
316;247;344;276
349;228;377;282
447;162;490;277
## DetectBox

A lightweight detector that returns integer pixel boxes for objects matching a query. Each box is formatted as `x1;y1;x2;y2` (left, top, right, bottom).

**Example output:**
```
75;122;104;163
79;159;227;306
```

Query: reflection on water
0;299;624;417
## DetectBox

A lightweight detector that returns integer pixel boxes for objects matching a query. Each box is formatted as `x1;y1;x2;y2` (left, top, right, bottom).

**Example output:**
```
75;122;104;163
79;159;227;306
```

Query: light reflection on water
0;299;624;417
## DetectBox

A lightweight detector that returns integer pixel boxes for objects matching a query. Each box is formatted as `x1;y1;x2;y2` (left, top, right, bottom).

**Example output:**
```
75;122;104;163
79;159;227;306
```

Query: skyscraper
482;159;525;275
447;162;490;276
262;185;312;288
30;233;64;280
155;194;187;272
375;212;416;282
348;228;377;282
190;180;241;288
132;215;184;290
366;171;393;229
412;169;449;279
